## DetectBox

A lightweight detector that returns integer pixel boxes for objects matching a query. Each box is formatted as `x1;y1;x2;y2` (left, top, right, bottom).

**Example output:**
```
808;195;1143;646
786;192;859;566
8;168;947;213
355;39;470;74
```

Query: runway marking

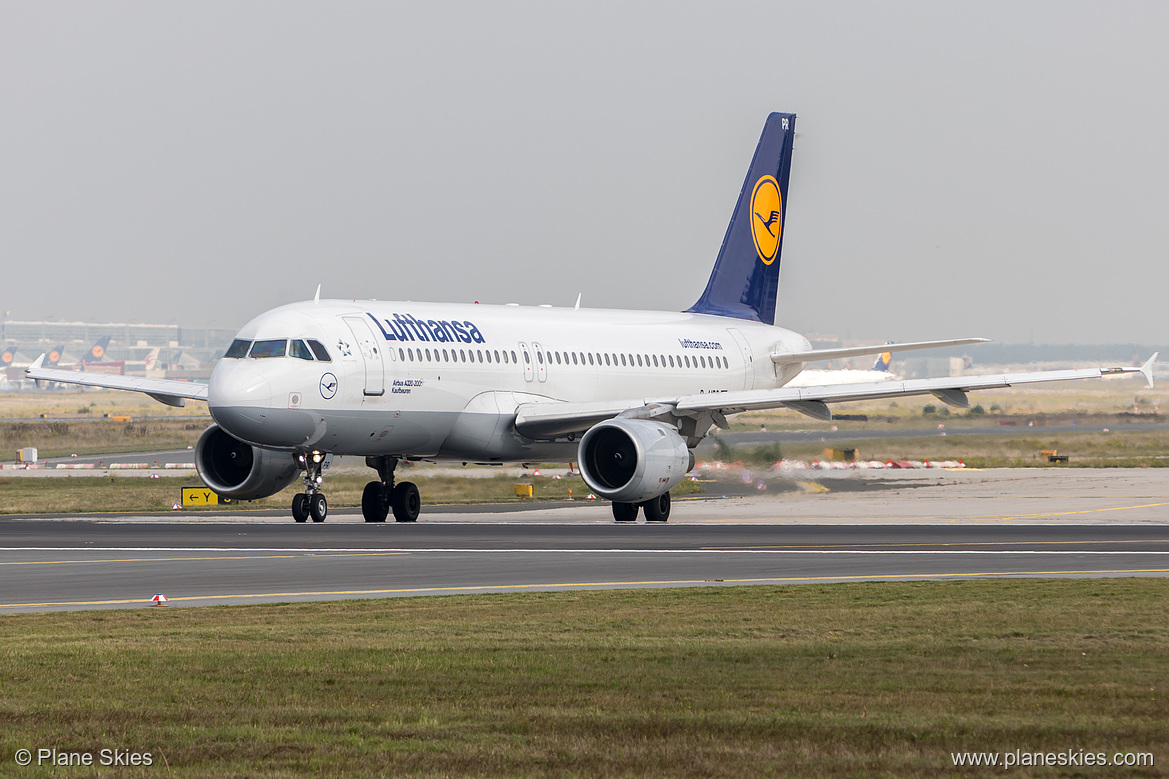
697;501;1169;524
0;552;409;567
3;548;1169;571
702;538;1169;551
3;569;1169;609
5;546;1169;554
986;503;1169;521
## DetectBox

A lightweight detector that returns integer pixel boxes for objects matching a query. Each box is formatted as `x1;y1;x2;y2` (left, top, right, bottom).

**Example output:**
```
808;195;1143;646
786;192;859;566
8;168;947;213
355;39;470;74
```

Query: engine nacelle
195;424;300;500
577;418;691;503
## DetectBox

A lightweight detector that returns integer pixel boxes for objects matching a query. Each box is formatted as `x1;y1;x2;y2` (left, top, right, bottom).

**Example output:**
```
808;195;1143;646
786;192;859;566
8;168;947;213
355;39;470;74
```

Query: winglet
1141;352;1158;389
26;354;46;389
314;284;321;304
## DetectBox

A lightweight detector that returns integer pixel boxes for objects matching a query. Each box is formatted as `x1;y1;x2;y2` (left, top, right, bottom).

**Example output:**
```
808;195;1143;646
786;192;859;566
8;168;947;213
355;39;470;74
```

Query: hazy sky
3;2;1167;345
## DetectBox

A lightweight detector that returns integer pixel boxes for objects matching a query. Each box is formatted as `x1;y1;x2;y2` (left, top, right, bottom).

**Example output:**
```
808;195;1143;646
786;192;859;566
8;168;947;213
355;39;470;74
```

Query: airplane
39;336;105;370
27;112;1156;524
1;345;16;368
82;336;112;364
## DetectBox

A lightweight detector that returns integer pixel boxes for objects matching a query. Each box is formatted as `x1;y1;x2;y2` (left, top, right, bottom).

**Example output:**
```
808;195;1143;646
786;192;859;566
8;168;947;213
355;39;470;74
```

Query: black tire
309;492;328;523
362;481;389;523
641;491;670;523
292;493;309;523
612;502;639;522
391;481;421;522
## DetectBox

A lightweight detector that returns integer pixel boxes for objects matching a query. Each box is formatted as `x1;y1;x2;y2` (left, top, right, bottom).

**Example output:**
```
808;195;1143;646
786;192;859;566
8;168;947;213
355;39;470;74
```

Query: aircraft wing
513;355;1156;438
24;354;208;407
771;337;988;365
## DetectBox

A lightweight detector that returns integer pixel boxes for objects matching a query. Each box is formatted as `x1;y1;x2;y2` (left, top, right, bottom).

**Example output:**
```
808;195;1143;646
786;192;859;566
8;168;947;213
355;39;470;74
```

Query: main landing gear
361;455;421;523
292;451;330;523
611;491;671;523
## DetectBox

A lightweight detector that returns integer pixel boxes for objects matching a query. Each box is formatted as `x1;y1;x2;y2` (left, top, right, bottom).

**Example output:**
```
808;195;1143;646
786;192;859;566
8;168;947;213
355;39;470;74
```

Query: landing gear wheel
292;493;309;523
612;502;639;522
362;481;390;523
641;492;670;523
391;481;421;523
309;493;328;523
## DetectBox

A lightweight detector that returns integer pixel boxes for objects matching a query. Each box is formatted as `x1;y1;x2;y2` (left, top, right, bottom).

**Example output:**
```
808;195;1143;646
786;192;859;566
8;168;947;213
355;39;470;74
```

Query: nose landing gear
362;455;421;522
292;451;330;522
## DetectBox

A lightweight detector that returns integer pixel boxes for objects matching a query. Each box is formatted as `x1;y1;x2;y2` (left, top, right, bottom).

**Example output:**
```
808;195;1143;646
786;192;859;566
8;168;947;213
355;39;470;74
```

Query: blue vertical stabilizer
686;112;796;325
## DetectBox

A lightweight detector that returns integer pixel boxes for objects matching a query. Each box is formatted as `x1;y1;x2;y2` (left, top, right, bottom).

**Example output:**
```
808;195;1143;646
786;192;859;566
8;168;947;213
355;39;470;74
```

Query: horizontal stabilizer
771;338;989;366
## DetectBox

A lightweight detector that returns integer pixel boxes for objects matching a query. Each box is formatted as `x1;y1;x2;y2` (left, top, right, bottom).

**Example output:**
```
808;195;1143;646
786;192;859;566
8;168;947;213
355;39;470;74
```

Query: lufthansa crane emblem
319;373;338;400
750;175;783;265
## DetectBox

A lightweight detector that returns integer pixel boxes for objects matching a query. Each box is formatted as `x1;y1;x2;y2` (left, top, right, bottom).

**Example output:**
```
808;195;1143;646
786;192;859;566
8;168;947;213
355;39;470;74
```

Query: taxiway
2;468;1167;613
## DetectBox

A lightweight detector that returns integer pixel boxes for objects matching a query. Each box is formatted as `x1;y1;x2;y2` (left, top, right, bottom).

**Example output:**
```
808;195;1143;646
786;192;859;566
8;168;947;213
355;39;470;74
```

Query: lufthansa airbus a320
28;113;1156;523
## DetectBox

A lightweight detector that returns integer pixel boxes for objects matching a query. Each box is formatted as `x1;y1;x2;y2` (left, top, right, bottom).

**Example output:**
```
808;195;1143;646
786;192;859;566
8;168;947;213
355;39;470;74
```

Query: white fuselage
207;300;811;462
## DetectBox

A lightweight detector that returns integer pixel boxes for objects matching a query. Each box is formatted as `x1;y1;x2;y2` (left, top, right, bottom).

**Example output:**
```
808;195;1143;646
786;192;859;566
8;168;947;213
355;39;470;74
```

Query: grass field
713;429;1169;469
1;581;1165;777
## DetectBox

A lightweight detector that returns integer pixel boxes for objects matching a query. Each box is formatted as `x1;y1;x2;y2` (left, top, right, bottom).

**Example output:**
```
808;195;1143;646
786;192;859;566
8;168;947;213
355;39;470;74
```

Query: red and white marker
150;593;169;607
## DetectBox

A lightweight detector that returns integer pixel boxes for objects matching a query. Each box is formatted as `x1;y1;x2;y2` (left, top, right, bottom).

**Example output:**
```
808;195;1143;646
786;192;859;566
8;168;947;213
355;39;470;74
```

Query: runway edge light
150;594;168;607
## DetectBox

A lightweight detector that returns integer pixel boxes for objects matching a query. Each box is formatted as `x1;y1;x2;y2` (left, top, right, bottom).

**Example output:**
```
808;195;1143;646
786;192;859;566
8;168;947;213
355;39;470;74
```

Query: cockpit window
249;339;287;358
225;339;251;359
290;339;314;361
307;339;331;362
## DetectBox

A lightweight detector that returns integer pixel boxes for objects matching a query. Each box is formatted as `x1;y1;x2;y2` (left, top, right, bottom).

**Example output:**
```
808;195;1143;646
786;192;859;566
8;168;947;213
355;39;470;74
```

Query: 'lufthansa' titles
368;312;485;344
750;175;783;265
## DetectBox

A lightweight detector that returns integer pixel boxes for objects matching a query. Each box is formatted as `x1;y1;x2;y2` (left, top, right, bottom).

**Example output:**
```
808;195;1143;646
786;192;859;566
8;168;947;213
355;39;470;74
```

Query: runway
2;468;1168;613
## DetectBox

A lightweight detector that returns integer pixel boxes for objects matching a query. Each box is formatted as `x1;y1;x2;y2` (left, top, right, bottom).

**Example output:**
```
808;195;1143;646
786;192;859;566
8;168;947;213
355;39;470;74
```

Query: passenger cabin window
249;340;287;358
290;340;314;361
308;340;331;361
225;339;251;359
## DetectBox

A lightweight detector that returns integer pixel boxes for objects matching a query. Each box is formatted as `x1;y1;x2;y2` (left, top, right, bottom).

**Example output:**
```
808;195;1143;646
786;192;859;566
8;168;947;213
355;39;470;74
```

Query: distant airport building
0;319;236;350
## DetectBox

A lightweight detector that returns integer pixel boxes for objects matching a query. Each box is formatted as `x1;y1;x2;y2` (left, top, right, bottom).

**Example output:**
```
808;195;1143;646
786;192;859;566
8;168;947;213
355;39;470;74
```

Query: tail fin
0;346;15;367
45;346;64;366
873;343;893;372
85;336;111;363
686;112;796;326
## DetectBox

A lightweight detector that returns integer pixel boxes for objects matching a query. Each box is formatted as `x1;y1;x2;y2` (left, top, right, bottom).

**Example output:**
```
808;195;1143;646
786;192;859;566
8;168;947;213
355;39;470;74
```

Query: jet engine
577;418;692;503
195;424;300;500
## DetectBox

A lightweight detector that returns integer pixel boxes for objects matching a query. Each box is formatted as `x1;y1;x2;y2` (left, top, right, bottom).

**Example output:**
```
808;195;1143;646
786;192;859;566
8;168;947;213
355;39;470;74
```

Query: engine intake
577;418;690;503
195;424;299;500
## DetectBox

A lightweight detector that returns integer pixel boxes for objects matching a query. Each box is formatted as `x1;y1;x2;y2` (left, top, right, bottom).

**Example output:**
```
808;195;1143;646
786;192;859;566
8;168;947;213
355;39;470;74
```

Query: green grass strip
2;580;1167;776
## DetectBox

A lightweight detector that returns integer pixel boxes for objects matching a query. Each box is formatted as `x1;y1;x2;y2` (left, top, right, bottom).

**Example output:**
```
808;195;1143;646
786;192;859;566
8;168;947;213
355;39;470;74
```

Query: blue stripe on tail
686;112;796;326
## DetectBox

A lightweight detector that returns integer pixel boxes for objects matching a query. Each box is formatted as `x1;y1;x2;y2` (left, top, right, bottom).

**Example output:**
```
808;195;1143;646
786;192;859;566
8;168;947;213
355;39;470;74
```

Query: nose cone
208;362;273;444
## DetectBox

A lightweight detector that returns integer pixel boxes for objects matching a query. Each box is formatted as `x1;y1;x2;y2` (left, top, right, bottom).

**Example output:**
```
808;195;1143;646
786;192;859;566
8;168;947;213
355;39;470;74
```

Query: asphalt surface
2;468;1168;613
